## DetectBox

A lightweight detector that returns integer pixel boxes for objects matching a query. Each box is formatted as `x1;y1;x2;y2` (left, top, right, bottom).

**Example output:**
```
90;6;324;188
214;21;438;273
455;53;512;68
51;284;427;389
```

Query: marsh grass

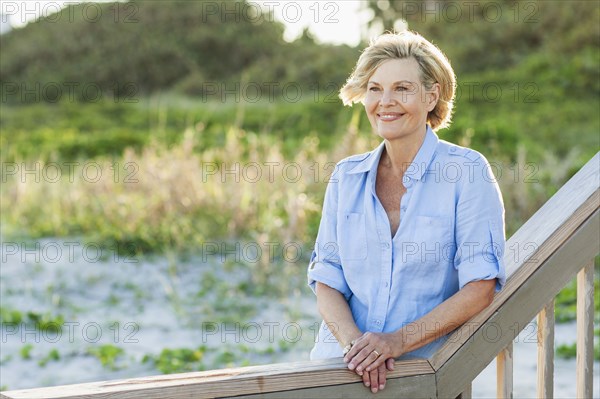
1;111;376;294
1;98;596;302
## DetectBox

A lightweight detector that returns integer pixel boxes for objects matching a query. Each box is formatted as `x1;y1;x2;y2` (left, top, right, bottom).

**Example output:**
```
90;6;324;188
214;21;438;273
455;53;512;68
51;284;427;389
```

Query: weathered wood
455;383;472;399
225;373;436;398
536;300;554;398
504;153;599;278
435;209;600;399
576;260;595;399
1;358;433;399
430;183;600;371
497;342;513;399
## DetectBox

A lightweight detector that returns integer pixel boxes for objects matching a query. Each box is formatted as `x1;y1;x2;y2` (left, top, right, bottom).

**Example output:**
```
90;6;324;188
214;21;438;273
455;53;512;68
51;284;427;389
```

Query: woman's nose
380;89;395;106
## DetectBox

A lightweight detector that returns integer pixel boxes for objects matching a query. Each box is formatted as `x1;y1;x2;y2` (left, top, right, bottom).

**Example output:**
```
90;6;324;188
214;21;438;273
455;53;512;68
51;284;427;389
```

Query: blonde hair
340;31;456;131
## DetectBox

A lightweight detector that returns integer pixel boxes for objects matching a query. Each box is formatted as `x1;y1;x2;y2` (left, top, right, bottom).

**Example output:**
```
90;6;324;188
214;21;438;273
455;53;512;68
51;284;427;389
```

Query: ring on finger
372;350;381;357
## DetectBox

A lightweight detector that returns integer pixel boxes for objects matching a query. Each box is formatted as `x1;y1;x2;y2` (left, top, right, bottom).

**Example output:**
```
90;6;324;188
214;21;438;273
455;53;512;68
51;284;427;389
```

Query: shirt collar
347;125;439;181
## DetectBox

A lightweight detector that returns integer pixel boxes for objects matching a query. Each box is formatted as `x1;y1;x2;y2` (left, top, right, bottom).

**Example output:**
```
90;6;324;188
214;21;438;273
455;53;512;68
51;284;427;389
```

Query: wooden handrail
3;153;598;399
0;358;435;399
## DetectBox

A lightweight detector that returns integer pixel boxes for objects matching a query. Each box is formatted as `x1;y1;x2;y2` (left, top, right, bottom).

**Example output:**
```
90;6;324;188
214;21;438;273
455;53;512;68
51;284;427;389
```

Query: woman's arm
344;279;496;374
315;282;362;347
316;281;395;394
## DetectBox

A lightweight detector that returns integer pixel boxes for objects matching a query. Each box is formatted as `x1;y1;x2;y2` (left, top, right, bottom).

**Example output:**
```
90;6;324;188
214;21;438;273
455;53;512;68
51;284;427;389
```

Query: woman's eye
368;87;380;92
396;86;408;91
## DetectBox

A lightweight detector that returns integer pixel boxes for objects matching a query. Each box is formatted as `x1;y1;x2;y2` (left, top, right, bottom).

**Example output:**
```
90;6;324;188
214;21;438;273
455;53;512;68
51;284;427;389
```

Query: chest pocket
410;215;453;264
337;212;368;261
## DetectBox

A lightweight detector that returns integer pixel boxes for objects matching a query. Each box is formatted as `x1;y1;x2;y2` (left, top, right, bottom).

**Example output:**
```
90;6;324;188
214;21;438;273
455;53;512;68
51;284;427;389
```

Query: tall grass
1;113;378;292
0;99;592;295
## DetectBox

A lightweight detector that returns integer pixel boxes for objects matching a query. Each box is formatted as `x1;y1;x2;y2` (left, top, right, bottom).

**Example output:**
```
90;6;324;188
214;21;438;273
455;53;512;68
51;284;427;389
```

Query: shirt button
375;320;381;325
384;282;389;287
382;242;390;249
450;147;457;153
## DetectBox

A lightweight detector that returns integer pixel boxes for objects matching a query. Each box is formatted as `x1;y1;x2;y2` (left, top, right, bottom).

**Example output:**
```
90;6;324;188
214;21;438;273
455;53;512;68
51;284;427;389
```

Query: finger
363;350;386;372
369;368;379;393
386;358;395;371
347;342;371;371
345;337;368;363
378;364;386;391
362;367;370;388
354;346;377;373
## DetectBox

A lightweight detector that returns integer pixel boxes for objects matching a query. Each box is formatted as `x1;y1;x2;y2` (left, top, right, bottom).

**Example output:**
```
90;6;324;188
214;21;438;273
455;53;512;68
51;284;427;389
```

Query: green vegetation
19;344;34;360
556;328;600;361
86;344;125;370
2;2;598;252
141;342;295;374
142;346;208;374
0;308;65;334
555;269;600;324
0;0;598;379
0;1;355;102
38;349;61;367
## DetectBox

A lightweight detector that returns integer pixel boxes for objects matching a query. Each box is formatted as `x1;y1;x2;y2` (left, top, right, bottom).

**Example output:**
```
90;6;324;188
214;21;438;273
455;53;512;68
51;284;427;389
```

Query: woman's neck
380;130;427;177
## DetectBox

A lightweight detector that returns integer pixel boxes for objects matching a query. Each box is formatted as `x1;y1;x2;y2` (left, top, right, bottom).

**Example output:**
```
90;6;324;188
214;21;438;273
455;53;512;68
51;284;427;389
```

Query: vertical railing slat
537;299;554;398
577;260;594;399
497;342;513;399
455;383;472;399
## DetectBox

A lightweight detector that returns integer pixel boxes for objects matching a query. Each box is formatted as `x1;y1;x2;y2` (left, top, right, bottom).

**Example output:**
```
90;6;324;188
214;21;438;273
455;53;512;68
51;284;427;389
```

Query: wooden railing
2;153;598;399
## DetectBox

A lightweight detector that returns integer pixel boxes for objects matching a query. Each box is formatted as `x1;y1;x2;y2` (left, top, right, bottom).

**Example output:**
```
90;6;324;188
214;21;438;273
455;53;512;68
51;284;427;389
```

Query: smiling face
364;58;439;143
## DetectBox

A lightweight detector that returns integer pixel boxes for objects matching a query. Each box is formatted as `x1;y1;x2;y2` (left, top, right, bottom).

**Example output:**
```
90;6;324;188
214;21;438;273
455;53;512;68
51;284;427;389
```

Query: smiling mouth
377;113;404;121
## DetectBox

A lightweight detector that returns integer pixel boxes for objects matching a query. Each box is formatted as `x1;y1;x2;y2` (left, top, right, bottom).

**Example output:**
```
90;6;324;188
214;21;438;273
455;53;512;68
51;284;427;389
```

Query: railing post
537;299;554;398
455;383;472;399
577;260;594;399
497;342;513;399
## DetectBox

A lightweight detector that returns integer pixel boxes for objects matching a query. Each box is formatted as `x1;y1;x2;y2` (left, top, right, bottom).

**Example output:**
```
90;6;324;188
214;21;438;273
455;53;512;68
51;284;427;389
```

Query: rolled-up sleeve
307;169;352;300
454;154;507;292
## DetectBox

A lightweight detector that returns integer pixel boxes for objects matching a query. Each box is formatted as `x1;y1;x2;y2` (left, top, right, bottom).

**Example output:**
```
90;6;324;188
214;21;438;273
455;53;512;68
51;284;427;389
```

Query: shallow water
1;238;598;397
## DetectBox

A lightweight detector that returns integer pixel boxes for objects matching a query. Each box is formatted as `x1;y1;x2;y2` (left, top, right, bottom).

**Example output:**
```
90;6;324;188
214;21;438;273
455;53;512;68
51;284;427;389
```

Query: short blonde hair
340;31;456;131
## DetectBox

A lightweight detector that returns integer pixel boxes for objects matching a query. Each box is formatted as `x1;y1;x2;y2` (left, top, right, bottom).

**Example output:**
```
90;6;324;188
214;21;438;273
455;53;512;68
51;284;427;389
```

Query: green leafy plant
38;349;60;367
19;344;33;360
87;344;125;371
142;346;208;374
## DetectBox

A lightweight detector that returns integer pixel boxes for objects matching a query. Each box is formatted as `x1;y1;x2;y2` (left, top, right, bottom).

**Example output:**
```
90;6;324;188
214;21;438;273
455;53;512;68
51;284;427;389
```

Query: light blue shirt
307;126;506;360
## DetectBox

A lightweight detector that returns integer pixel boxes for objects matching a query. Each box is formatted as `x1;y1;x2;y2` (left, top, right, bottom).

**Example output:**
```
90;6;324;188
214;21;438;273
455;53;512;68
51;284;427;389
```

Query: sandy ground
1;238;598;397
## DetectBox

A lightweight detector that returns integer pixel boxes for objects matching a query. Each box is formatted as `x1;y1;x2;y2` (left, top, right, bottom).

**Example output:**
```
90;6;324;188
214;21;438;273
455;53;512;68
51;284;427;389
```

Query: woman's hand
343;332;402;376
359;357;395;393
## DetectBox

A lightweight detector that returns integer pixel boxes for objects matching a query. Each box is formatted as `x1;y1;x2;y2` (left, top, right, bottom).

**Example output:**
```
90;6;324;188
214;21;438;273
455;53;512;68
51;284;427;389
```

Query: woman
307;31;506;394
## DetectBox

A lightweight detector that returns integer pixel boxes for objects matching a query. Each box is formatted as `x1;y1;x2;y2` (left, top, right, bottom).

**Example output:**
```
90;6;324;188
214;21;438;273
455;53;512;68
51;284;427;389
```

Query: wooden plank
497;342;513;399
503;153;599;278
1;358;433;399
536;300;554;398
225;374;437;399
576;260;595;399
430;186;600;370
435;209;599;399
455;383;472;399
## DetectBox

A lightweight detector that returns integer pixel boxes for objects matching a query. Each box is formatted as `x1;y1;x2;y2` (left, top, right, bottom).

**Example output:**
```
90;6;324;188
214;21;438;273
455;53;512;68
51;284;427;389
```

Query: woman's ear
426;83;440;112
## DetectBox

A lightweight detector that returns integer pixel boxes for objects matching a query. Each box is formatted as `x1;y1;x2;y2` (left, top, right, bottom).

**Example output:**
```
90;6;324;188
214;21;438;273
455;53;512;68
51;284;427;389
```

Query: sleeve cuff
458;259;506;292
457;220;507;292
308;260;352;300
